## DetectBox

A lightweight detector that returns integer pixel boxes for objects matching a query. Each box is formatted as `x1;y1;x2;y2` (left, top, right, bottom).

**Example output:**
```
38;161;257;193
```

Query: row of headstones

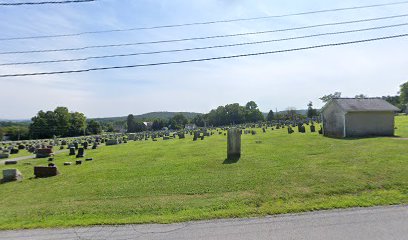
2;156;96;183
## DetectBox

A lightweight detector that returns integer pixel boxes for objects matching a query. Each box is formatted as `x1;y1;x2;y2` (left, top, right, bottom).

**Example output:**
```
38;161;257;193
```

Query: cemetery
0;115;407;229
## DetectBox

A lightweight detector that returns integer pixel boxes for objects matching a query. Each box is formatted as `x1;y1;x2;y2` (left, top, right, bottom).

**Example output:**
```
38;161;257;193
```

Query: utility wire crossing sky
0;0;407;119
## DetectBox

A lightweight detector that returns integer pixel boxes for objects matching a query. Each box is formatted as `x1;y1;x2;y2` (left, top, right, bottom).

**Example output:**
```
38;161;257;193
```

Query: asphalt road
1;205;406;240
0;149;68;165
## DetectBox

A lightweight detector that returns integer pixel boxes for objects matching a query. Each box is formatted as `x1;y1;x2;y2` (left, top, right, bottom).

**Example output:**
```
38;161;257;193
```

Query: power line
1;23;407;66
0;0;96;6
1;13;407;55
1;33;407;78
1;0;407;40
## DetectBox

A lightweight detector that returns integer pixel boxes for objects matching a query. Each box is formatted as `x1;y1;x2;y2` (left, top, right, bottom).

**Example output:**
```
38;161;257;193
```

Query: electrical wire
0;0;96;6
1;22;407;66
1;0;407;40
1;13;407;55
1;33;406;78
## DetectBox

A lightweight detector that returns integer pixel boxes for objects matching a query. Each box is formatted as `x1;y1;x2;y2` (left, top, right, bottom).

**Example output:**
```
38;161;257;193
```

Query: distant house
321;98;399;138
143;122;153;130
185;124;197;130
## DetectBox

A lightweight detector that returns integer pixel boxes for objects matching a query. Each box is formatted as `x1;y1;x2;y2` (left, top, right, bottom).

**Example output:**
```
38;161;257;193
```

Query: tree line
29;107;102;139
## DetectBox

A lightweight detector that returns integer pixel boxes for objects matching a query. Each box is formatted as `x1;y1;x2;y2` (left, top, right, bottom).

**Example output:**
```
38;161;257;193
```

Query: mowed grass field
0;116;407;230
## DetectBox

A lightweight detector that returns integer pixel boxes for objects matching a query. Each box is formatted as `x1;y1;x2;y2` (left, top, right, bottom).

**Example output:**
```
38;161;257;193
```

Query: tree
127;114;136;133
400;81;408;110
30;110;50;139
169;113;188;130
244;101;264;123
152;119;167;131
54;107;71;136
245;101;258;110
29;107;87;139
192;114;206;127
319;92;341;103
307;101;318;118
105;122;114;132
355;94;368;99
0;128;4;140
69;112;87;137
226;103;246;124
86;120;102;135
134;121;147;132
266;110;275;121
285;107;298;121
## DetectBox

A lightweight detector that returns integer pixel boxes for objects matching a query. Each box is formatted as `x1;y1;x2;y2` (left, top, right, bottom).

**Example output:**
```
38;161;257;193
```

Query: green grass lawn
0;116;407;230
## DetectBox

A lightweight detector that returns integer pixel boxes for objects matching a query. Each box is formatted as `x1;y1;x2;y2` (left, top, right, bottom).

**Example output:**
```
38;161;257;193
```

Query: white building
321;98;399;138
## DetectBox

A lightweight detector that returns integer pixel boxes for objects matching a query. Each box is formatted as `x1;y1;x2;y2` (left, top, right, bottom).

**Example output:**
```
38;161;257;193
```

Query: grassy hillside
0;116;407;229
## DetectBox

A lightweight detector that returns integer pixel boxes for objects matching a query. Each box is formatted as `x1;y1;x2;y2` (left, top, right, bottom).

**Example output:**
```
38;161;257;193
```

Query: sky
0;0;407;119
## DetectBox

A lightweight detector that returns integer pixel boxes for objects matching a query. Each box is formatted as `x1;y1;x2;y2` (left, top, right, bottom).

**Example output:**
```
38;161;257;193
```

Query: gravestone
227;128;241;160
64;162;72;166
5;160;17;165
10;149;19;154
36;148;53;158
2;169;23;182
106;139;119;146
34;166;59;178
0;153;10;159
310;125;316;133
69;147;76;156
76;148;85;158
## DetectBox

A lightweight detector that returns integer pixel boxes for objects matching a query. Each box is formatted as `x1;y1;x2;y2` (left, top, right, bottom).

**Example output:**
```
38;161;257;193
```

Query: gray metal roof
330;98;400;112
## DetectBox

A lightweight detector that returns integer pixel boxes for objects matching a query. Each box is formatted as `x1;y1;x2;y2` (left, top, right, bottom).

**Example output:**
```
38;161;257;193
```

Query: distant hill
262;109;308;117
93;112;202;122
0;119;30;122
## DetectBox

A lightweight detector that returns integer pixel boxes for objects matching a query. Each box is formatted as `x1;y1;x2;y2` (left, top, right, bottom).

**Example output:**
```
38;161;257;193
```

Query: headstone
5;160;17;165
227;128;241;160
34;166;59;178
10;149;19;154
106;139;119;146
86;158;93;161
76;160;82;165
310;125;316;133
76;148;85;158
36;148;53;158
69;147;76;156
64;162;72;166
2;169;23;182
